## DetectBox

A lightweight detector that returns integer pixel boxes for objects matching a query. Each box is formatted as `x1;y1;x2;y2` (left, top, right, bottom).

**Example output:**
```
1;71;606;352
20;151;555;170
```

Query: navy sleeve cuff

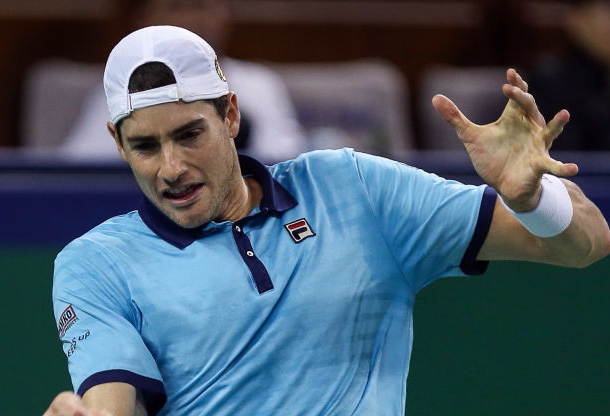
459;186;497;275
77;369;166;415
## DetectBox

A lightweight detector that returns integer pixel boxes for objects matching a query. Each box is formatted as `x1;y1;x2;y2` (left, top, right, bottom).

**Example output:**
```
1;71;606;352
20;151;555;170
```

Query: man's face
110;95;242;228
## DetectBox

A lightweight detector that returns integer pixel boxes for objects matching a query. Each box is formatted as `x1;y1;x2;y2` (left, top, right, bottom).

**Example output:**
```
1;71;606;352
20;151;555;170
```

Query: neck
244;177;263;215
224;177;263;222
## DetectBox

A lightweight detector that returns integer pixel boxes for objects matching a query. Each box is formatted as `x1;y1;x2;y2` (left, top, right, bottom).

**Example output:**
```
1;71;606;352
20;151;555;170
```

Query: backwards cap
104;25;229;124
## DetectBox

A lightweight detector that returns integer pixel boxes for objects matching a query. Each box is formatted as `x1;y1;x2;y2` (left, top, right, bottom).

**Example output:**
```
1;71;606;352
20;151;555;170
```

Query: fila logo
285;218;316;243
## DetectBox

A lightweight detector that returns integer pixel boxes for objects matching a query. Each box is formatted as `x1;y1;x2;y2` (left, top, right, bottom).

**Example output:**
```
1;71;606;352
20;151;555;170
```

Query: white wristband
499;174;573;238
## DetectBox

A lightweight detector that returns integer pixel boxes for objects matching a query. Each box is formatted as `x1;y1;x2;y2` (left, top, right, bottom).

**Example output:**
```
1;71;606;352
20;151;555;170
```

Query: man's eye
132;142;157;151
179;130;201;141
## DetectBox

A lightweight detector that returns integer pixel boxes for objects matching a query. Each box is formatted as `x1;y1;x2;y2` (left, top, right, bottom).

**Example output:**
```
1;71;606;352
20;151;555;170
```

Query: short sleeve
352;151;495;291
53;241;166;413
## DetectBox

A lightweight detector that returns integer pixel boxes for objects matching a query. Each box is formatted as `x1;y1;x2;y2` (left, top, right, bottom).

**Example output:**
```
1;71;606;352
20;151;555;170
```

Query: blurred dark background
0;0;569;150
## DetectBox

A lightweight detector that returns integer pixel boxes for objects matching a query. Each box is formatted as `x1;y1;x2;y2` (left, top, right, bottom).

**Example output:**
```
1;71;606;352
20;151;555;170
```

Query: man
44;26;610;416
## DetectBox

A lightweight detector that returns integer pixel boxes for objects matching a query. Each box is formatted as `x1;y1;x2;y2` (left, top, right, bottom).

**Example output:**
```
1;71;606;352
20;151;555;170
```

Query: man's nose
159;144;187;183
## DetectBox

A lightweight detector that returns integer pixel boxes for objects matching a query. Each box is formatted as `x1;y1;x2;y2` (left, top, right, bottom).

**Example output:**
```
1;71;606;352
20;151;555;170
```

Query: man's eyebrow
124;118;207;143
125;134;156;144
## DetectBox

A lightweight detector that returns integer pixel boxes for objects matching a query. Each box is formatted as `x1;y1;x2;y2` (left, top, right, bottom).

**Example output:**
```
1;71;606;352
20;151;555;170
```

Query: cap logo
285;218;316;243
215;57;227;82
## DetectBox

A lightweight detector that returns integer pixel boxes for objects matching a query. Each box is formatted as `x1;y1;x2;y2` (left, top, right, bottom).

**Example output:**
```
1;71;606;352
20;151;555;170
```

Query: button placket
232;222;273;294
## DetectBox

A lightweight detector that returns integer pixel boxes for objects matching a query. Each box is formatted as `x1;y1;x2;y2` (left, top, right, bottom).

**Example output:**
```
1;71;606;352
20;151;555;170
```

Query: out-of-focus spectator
526;0;610;151
59;0;307;163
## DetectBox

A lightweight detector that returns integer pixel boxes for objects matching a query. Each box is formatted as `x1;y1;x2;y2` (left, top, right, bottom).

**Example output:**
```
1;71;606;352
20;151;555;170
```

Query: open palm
432;68;578;211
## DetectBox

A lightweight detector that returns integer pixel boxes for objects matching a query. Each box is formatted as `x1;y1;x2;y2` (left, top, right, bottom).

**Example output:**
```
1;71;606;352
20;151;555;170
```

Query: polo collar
138;155;297;249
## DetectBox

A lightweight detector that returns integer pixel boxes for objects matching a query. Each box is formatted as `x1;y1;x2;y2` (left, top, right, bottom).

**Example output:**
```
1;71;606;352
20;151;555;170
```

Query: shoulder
53;213;148;299
269;148;431;196
57;211;148;261
272;147;427;176
270;148;357;176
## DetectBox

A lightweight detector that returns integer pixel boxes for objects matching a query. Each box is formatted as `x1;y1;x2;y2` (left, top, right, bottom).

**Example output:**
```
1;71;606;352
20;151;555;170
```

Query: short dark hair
127;61;177;93
115;61;230;142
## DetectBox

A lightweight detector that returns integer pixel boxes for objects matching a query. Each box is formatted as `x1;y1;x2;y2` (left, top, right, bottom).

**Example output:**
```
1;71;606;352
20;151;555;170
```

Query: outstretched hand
432;68;579;211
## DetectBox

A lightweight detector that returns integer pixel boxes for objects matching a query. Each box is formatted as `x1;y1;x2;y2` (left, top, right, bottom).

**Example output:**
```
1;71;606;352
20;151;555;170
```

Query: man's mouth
162;184;204;205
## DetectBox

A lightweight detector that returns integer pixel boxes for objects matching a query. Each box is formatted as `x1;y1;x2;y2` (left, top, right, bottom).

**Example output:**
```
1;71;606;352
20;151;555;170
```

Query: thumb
431;94;470;137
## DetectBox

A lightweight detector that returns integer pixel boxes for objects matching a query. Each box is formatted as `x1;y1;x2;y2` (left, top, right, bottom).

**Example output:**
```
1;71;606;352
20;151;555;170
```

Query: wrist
499;186;543;213
499;174;573;237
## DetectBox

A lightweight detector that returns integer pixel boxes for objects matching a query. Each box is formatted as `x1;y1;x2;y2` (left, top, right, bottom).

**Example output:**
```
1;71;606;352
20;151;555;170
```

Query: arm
44;383;147;416
433;68;610;268
480;182;610;268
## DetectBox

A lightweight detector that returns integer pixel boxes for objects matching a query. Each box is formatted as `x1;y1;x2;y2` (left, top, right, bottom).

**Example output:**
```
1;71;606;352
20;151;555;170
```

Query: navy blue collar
138;155;297;249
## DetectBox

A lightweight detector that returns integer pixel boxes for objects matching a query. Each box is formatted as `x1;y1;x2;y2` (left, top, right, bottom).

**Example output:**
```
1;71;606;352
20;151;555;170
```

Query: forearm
44;383;147;416
82;383;147;416
481;179;610;267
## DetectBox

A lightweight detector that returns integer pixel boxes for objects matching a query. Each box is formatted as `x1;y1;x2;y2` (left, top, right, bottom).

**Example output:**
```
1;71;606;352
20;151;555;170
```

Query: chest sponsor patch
285;218;316;243
58;305;78;338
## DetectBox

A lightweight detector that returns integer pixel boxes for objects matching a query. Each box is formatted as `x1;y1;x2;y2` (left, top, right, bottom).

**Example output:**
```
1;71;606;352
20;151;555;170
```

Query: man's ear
226;92;241;139
107;121;128;162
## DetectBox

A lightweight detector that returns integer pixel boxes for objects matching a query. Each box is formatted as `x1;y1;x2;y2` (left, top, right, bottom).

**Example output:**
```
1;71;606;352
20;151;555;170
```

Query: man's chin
169;214;208;229
153;195;217;229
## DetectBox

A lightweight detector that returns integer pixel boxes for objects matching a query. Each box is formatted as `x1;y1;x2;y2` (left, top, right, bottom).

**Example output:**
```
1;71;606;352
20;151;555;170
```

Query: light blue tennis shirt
53;148;496;415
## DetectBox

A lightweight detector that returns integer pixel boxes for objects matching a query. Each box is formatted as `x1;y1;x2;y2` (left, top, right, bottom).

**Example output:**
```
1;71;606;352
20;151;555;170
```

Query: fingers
506;68;529;92
502;83;546;127
504;69;548;127
545;109;570;145
506;69;573;152
544;109;578;177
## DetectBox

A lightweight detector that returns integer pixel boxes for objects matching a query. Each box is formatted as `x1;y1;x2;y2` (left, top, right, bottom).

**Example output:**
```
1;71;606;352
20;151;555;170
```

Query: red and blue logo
285;218;316;243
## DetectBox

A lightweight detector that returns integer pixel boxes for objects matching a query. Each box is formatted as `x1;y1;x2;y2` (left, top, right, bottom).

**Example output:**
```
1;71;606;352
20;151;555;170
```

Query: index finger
502;84;545;127
506;68;529;92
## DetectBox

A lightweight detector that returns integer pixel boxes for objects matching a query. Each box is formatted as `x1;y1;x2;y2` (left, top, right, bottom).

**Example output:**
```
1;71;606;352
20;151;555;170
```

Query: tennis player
43;25;610;416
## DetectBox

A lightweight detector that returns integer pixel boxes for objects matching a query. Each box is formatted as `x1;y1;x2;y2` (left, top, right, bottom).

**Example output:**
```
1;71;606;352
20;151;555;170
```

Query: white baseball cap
104;25;229;124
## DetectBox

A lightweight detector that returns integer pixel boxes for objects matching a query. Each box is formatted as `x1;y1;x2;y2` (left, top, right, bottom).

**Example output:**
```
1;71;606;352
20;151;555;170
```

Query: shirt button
235;225;241;233
246;251;254;257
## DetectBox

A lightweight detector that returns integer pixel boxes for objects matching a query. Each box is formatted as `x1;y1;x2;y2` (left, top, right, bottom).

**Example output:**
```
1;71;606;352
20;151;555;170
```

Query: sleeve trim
77;369;166;415
459;186;497;275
